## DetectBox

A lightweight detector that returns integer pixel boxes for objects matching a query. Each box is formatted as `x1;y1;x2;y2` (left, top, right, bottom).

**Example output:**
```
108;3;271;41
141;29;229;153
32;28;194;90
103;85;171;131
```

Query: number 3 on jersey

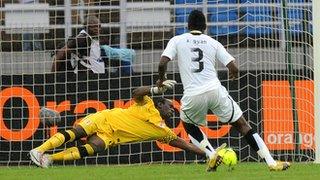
191;48;204;73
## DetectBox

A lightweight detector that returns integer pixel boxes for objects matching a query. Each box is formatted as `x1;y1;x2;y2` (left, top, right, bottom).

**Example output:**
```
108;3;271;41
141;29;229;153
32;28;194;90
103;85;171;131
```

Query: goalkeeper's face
158;99;175;120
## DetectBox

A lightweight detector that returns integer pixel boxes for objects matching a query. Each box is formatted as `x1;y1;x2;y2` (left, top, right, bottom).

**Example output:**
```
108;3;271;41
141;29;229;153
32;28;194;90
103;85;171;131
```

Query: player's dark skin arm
226;60;239;80
51;36;81;72
132;86;151;104
51;45;68;72
157;56;171;85
51;36;87;72
169;137;206;157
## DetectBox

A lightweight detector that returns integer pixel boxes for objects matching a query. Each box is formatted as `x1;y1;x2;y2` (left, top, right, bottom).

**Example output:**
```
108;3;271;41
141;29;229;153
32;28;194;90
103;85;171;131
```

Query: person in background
51;15;104;73
51;15;134;75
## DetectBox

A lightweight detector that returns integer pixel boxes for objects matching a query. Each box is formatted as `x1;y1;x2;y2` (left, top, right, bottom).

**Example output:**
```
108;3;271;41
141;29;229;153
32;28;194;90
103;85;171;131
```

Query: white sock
253;133;277;166
188;132;216;158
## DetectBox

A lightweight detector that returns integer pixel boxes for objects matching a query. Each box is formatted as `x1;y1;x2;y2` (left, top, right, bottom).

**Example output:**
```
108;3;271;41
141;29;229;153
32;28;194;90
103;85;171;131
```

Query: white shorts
180;85;243;126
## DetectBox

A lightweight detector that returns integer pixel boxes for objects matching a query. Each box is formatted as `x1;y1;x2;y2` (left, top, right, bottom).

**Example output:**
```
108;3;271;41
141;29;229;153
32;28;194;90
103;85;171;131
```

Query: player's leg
35;125;86;153
214;86;289;170
182;121;226;172
180;94;217;158
49;134;106;162
231;116;276;164
34;112;105;154
30;125;87;167
180;93;226;172
39;112;110;167
231;116;290;171
33;134;106;168
30;112;103;167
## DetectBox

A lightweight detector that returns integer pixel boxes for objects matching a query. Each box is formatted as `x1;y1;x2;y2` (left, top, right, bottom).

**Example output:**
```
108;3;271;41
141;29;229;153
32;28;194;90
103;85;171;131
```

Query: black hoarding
0;72;314;165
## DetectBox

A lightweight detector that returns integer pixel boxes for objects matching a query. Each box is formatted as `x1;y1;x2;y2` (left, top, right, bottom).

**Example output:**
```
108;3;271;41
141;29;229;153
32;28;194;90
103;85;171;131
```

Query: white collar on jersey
190;30;202;34
79;29;93;40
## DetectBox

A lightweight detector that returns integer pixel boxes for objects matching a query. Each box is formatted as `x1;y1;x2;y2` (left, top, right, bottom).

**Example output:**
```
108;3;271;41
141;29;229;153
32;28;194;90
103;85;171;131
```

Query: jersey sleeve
215;42;235;66
156;126;178;144
142;96;154;108
161;37;177;60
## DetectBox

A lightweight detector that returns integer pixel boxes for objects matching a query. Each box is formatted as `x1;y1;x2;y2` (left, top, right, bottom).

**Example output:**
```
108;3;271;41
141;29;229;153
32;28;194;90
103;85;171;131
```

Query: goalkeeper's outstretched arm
169;137;206;157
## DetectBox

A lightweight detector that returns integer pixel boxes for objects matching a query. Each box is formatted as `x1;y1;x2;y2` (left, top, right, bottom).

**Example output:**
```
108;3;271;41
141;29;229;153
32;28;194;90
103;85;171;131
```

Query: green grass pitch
1;163;319;180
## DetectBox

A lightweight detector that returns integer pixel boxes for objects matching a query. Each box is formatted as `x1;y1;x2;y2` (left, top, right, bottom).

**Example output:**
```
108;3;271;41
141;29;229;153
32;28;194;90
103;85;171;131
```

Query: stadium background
0;0;316;166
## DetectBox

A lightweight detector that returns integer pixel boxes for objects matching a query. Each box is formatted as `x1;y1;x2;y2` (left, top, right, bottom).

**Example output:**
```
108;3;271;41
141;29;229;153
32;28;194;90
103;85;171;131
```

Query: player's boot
269;161;291;171
30;149;43;167
40;154;53;168
207;143;227;172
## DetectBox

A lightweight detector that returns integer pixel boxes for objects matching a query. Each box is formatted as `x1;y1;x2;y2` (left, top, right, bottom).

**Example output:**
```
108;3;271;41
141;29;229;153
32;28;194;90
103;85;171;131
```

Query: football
218;148;238;167
39;107;61;127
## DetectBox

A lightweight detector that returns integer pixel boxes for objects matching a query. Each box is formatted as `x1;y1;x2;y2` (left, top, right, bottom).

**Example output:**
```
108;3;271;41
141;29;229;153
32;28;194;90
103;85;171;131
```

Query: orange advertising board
262;80;314;150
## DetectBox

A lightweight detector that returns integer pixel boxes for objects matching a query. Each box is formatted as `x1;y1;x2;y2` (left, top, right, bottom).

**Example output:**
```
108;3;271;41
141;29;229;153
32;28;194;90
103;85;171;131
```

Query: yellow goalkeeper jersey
79;96;177;148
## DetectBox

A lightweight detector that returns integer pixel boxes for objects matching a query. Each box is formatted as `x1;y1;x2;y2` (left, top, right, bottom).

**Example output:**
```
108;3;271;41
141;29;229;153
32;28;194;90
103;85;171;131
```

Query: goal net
0;0;315;166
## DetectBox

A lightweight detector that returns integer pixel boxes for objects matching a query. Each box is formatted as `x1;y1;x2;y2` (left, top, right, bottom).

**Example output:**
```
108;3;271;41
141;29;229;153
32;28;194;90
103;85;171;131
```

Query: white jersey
71;30;104;74
161;32;235;96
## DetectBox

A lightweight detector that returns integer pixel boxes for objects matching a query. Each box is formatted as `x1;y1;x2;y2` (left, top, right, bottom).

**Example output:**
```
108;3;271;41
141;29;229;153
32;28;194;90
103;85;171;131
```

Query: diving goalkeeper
30;80;225;170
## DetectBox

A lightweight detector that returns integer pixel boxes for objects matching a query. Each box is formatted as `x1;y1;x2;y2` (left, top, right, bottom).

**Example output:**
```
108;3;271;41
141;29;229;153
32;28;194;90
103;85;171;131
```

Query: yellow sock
50;147;81;161
66;130;76;142
35;130;76;153
35;133;65;152
49;144;95;162
83;144;95;156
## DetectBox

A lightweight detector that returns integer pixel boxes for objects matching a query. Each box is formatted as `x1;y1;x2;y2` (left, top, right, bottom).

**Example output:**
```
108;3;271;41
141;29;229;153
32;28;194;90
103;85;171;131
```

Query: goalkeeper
30;80;222;169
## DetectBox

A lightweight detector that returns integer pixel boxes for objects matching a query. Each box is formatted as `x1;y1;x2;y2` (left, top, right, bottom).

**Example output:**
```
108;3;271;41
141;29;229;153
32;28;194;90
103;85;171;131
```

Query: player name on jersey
186;39;207;44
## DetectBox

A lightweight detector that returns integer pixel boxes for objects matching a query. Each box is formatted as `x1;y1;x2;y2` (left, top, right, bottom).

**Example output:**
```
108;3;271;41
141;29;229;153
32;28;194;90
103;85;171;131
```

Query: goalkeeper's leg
30;125;87;167
33;134;105;168
231;116;290;171
35;125;87;153
49;134;105;161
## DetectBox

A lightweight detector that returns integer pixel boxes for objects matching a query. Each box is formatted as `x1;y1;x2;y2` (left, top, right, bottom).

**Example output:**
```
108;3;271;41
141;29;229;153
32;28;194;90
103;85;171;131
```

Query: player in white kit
157;10;290;172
